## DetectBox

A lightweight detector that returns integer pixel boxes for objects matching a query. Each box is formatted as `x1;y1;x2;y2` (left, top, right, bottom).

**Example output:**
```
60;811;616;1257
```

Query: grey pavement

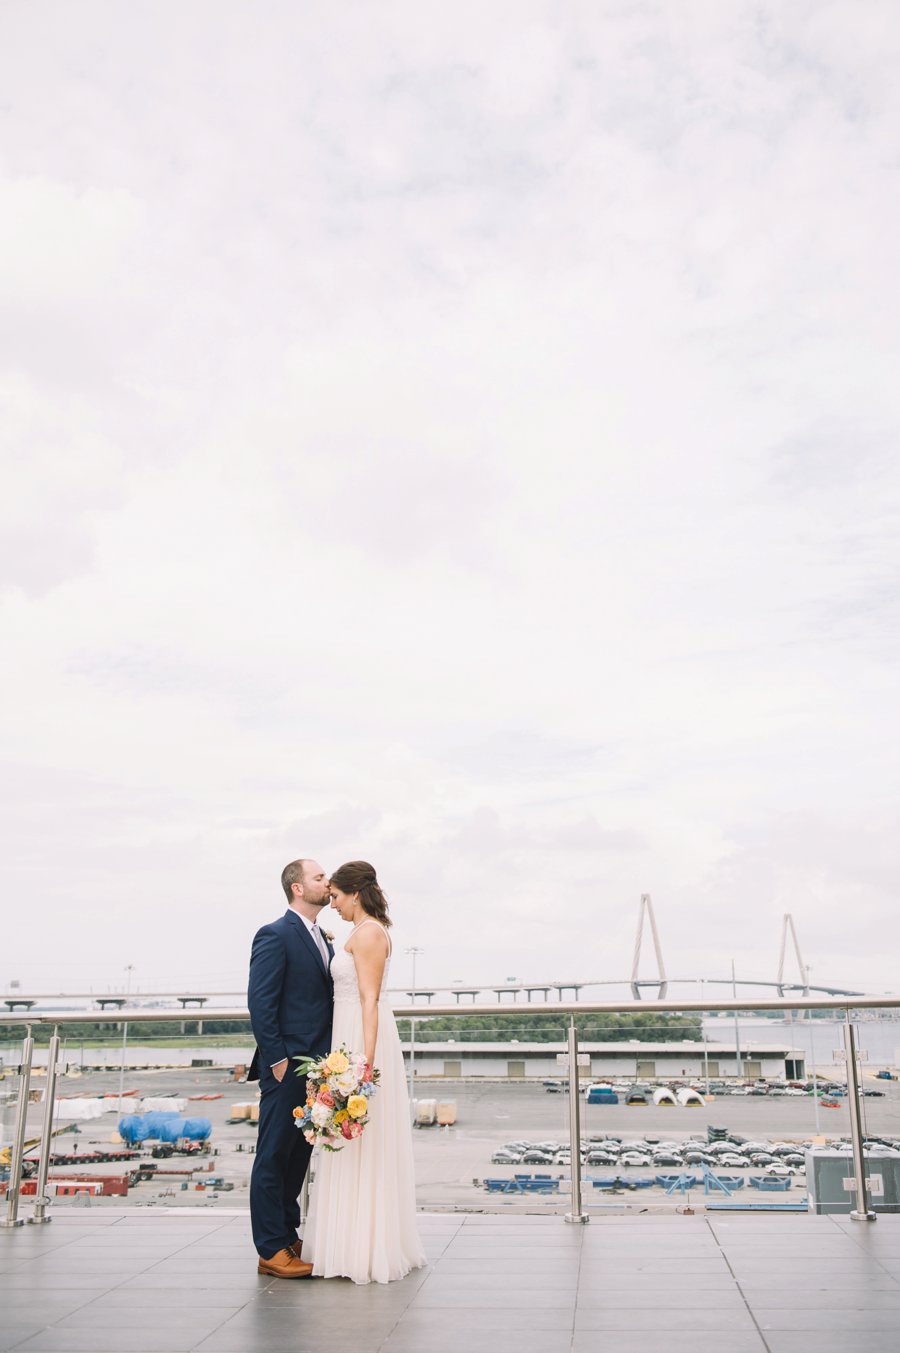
2;1210;900;1352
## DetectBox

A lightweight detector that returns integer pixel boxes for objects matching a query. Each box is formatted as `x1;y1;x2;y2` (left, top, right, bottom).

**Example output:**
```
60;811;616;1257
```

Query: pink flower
340;1120;354;1140
317;1089;335;1107
347;1121;363;1139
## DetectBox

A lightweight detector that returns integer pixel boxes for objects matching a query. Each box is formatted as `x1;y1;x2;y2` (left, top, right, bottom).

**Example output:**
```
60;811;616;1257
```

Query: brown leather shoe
257;1247;313;1278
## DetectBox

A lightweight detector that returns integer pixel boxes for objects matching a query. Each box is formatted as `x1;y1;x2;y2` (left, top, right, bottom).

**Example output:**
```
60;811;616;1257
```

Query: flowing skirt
301;997;426;1284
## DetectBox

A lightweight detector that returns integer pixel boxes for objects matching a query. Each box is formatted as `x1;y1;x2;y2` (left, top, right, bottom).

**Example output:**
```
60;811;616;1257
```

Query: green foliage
0;1019;253;1046
394;1011;702;1043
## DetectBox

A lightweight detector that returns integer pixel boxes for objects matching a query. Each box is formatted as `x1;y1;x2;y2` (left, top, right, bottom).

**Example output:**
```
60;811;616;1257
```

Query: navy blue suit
247;909;333;1259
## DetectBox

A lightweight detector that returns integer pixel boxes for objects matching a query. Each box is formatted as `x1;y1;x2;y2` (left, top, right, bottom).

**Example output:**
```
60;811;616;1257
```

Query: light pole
405;947;424;1104
699;977;710;1093
807;965;821;1135
731;959;743;1080
117;965;135;1112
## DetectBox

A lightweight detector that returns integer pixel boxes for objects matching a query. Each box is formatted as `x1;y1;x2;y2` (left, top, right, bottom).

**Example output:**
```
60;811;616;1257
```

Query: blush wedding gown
301;920;426;1284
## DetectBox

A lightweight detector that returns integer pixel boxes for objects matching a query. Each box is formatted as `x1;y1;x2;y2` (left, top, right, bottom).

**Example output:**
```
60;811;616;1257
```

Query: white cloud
1;2;899;1001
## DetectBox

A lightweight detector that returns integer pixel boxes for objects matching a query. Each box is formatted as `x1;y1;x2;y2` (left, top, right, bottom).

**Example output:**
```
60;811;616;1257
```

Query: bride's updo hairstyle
331;860;392;928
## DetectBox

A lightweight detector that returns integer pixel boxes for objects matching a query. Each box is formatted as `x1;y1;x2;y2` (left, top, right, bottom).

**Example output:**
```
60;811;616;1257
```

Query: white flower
311;1101;332;1128
331;1071;357;1097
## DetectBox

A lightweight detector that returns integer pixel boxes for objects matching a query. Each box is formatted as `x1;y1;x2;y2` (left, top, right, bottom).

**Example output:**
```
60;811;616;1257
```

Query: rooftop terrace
3;1209;900;1353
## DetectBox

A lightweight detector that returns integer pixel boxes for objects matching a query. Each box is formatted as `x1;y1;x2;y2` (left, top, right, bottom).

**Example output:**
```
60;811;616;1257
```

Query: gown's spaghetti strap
346;916;392;956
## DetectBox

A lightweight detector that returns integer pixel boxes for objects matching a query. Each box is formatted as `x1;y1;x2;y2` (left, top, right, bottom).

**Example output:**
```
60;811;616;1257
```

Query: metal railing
2;993;896;1227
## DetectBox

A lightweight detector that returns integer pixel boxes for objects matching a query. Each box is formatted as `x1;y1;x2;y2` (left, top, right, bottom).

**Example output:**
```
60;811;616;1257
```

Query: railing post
844;1015;876;1222
1;1029;34;1228
564;1017;588;1224
29;1030;61;1225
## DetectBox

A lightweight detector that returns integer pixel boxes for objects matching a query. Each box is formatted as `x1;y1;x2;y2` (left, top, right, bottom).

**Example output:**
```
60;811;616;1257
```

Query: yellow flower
347;1095;368;1120
333;1110;349;1125
325;1050;350;1075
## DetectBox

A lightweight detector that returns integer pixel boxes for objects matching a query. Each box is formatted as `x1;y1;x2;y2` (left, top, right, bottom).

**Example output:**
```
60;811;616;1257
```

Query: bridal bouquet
293;1045;380;1151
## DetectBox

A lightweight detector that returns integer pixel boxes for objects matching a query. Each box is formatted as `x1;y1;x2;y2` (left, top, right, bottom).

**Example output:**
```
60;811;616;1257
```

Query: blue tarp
118;1113;211;1144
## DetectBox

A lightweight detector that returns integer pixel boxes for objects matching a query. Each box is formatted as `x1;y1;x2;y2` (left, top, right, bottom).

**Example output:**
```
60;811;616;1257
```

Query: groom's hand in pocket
272;1058;289;1083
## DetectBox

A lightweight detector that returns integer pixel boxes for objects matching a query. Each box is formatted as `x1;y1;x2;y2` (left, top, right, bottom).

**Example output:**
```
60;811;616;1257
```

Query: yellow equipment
0;1123;72;1167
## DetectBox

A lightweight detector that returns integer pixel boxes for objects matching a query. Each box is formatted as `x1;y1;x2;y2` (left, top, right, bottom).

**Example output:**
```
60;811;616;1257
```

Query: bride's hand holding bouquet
293;1045;380;1150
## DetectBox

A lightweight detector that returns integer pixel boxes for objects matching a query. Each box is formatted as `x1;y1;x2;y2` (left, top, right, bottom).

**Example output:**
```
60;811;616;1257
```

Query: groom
248;858;334;1277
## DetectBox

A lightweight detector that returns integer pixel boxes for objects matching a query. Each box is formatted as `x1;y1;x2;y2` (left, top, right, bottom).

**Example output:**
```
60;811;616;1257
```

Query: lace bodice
331;922;392;1003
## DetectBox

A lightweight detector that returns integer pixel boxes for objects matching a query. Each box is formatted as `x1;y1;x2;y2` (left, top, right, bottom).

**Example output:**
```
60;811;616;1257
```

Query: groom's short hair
281;859;311;901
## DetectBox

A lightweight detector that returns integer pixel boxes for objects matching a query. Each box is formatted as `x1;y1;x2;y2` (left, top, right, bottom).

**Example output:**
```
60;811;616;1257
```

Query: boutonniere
322;930;335;944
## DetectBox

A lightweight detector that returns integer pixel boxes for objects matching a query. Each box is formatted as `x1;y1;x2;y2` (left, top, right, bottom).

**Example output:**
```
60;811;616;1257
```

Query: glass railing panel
15;1018;257;1211
402;1006;889;1213
3;998;898;1217
398;1006;574;1214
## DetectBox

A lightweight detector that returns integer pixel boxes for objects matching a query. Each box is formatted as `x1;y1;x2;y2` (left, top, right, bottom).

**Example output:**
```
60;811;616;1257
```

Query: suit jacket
247;909;334;1081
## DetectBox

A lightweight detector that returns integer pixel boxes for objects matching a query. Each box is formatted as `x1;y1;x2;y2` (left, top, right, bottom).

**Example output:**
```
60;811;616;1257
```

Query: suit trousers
250;1064;313;1258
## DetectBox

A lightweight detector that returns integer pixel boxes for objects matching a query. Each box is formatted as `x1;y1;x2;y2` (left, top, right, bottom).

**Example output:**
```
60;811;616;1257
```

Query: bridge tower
630;893;668;999
776;912;810;997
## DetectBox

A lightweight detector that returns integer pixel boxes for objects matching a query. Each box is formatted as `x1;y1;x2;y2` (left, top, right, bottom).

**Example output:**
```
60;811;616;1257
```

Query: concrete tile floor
1;1210;898;1352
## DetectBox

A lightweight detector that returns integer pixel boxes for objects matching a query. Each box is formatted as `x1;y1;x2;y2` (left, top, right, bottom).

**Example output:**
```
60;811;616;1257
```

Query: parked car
619;1152;652;1167
764;1163;797;1177
521;1150;555;1164
718;1153;749;1169
652;1153;683;1167
586;1151;618;1166
491;1149;523;1164
683;1151;716;1166
749;1153;776;1166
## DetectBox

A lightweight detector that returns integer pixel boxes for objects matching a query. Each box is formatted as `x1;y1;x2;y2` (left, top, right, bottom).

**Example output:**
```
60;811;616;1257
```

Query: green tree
395;1011;702;1043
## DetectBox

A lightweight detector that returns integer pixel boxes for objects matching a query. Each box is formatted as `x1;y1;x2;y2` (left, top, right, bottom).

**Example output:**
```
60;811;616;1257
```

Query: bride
301;861;426;1284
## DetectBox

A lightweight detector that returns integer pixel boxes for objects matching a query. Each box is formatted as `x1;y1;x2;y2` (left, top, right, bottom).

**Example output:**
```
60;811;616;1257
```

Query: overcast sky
2;2;899;1002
